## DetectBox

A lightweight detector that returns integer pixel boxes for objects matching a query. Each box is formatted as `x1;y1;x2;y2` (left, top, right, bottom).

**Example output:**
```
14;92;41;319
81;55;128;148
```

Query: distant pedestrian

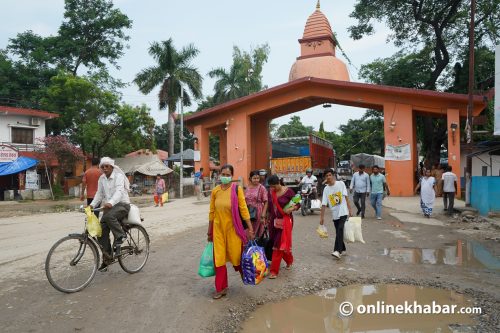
349;164;370;218
258;169;269;190
154;174;166;207
414;169;436;218
442;165;458;216
194;167;204;199
80;158;102;215
320;168;352;259
369;165;390;220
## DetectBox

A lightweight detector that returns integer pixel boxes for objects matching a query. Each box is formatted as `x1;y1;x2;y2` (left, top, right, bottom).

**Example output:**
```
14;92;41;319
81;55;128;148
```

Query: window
481;166;487;176
11;127;34;144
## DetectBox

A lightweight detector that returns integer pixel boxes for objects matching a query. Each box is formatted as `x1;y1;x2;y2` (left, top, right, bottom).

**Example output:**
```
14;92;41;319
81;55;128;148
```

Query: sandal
213;288;227;299
268;274;277;279
285;264;293;270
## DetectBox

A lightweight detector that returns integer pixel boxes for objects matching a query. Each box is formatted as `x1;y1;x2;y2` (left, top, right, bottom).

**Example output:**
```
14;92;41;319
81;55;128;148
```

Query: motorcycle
130;184;142;196
300;184;315;216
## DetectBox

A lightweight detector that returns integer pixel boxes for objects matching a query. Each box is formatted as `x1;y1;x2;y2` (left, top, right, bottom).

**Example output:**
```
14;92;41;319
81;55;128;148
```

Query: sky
0;0;397;133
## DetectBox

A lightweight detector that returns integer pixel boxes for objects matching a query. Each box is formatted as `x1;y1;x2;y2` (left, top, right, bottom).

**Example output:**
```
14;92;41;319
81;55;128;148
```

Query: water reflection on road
383;240;500;271
242;284;476;333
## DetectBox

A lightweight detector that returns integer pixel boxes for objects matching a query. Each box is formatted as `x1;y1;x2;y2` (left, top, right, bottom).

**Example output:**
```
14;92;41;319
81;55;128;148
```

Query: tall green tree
350;0;500;164
42;73;154;157
326;110;385;160
275;116;314;138
56;0;132;75
134;38;203;157
208;44;270;105
8;0;132;77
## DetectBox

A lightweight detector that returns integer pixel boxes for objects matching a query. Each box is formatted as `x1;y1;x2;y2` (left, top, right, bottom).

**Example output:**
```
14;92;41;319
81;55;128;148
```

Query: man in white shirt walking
349;164;370;218
90;157;131;271
441;165;458;216
320;168;352;259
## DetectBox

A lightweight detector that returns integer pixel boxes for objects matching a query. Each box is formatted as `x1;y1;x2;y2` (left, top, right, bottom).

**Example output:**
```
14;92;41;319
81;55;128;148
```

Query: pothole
382;240;500;271
242;284;477;332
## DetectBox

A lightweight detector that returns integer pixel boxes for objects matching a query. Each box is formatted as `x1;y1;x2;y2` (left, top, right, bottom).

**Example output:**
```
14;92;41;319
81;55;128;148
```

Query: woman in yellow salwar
207;164;254;299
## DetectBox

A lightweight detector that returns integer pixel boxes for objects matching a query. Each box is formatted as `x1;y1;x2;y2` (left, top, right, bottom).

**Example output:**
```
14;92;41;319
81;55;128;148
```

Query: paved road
0;197;210;282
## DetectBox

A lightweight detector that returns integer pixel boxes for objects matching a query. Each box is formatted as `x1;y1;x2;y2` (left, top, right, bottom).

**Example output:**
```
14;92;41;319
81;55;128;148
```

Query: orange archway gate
185;77;486;197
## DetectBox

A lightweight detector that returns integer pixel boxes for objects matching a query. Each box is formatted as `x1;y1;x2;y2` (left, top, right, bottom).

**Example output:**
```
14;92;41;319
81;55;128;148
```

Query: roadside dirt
0;196;499;332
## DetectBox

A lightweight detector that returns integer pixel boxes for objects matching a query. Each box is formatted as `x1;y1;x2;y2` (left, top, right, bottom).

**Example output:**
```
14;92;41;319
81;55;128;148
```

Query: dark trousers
352;192;367;217
443;192;455;215
333;215;347;253
98;203;130;256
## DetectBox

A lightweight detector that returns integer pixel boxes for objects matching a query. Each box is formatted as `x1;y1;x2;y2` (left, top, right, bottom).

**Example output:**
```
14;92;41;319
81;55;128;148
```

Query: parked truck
350;153;385;174
270;134;335;189
337;160;353;187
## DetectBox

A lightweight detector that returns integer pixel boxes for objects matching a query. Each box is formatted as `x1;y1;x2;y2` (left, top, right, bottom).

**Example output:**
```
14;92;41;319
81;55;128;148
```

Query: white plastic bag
310;199;322;210
316;224;328;238
344;217;365;243
127;204;141;223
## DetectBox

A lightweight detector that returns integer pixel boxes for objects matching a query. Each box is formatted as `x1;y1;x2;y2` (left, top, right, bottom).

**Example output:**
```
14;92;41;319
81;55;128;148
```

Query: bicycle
45;206;150;293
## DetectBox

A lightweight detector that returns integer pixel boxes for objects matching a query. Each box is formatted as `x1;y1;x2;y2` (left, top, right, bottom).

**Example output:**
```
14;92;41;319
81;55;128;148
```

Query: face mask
220;176;232;184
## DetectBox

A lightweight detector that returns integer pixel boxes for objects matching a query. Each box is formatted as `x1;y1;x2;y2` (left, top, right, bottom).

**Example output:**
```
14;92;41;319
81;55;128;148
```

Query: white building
461;144;500;177
0;105;58;150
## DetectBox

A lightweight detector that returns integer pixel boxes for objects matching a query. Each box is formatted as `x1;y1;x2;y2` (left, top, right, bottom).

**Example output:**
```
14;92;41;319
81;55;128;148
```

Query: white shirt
90;170;131;207
350;171;371;193
322;180;349;220
442;171;457;193
301;175;317;185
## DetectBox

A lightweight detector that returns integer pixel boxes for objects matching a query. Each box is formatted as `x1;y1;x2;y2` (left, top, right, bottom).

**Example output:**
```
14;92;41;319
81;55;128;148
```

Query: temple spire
316;0;320;9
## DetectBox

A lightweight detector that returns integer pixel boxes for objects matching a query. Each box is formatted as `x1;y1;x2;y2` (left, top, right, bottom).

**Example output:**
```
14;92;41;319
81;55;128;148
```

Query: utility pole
180;86;184;199
465;0;475;206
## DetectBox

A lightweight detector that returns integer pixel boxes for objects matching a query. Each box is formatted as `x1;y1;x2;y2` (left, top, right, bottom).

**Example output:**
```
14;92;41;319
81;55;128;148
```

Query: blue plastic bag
198;242;215;278
241;241;269;285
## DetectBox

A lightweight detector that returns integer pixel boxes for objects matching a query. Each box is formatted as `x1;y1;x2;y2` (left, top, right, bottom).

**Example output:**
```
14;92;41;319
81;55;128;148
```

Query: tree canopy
207;44;270;105
351;0;500;165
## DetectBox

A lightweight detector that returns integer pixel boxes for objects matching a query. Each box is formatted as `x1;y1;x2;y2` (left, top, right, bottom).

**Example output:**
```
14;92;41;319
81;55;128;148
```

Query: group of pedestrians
414;165;457;218
349;164;390;220
206;165;303;299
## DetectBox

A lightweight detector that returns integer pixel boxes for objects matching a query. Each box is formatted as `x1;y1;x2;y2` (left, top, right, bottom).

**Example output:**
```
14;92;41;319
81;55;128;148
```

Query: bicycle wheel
45;235;99;293
118;225;150;273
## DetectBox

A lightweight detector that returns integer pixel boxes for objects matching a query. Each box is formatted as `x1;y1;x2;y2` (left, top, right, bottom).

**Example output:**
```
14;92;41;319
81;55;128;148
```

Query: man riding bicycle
89;157;131;271
300;168;318;199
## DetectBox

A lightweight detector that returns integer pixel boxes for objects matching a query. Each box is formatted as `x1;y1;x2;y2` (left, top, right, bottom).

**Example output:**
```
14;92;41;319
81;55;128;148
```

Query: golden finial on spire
316;0;320;9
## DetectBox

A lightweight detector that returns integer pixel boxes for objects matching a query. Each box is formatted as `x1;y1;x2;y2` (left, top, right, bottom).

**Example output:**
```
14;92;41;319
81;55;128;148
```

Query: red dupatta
271;190;292;252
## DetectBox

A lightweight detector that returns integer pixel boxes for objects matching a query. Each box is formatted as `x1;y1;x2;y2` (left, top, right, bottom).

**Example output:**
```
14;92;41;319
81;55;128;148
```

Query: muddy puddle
383;240;500;271
241;284;477;333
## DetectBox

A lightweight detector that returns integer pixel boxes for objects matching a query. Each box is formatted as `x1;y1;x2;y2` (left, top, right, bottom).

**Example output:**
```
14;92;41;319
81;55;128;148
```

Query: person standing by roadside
349;164;370;218
207;164;254;299
369;165;390;220
320;168;352;259
80;158;102;215
415;169;437;218
267;175;299;279
442;165;458;216
194;167;204;199
244;170;268;238
154;174;166;207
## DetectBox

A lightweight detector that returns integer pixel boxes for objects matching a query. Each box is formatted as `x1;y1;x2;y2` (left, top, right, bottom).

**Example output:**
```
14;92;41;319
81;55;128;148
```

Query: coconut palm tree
208;44;270;105
134;38;202;156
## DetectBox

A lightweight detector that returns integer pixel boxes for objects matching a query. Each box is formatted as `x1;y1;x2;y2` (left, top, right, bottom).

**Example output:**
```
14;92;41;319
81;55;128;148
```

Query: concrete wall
0;114;46;143
471;176;500;215
460;153;500;177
